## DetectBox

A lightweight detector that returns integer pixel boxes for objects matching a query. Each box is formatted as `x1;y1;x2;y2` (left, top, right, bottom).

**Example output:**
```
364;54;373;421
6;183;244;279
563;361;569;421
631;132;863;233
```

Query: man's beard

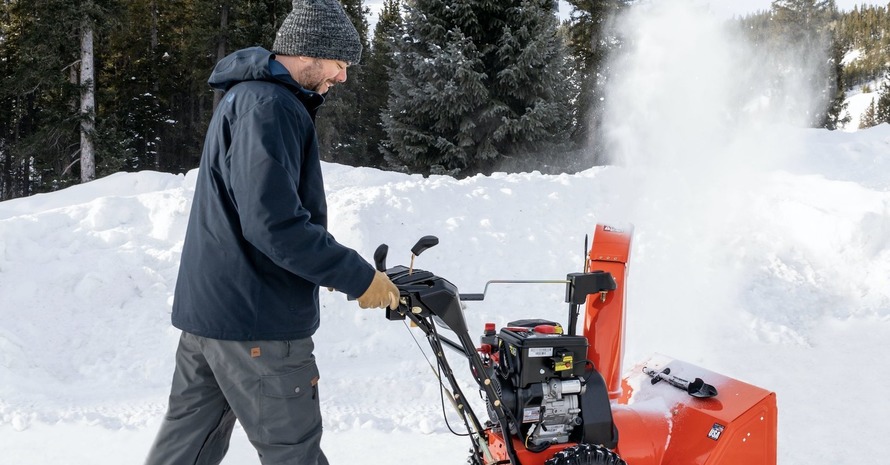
296;59;332;93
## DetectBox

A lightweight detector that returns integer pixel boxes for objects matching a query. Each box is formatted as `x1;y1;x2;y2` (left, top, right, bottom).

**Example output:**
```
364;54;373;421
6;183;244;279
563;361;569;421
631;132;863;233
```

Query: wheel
544;443;626;465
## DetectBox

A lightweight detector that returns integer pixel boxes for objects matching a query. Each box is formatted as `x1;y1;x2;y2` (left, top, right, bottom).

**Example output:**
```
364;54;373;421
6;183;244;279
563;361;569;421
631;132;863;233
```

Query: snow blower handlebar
375;237;523;465
459;272;617;337
376;239;617;336
458;280;570;301
459;273;615;302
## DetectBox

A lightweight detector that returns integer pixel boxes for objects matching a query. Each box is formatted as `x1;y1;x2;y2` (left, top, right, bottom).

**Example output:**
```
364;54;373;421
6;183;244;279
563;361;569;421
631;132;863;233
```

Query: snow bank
2;122;889;463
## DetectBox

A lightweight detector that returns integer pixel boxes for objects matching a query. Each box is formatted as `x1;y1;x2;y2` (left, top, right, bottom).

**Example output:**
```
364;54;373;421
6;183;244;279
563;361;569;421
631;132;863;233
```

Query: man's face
295;58;348;94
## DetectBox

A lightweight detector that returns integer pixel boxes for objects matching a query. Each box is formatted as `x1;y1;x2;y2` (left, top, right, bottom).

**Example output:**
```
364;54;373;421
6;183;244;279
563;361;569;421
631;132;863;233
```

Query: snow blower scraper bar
643;367;719;398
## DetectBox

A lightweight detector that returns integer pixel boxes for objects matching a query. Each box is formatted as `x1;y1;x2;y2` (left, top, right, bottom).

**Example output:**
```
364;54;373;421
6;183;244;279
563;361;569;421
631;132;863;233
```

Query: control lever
346;244;389;303
374;244;389;272
409;235;439;274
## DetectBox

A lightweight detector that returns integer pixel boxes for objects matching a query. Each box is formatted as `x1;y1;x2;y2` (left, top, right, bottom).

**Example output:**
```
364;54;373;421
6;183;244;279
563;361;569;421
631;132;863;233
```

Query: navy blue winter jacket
172;47;376;341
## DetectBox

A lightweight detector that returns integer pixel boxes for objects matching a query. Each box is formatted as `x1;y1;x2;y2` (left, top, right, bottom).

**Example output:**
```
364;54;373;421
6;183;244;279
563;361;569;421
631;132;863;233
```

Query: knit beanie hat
272;0;362;64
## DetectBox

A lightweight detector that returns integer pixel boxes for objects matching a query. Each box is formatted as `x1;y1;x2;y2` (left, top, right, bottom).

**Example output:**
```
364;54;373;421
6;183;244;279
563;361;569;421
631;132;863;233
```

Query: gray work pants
145;331;329;465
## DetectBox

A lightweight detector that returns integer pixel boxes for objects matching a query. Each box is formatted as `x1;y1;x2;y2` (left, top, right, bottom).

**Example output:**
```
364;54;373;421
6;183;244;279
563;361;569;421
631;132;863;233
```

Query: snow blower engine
479;317;615;452
377;225;777;465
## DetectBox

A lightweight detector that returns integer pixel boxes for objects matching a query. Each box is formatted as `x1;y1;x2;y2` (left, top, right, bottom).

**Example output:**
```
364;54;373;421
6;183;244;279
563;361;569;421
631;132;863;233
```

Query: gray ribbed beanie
272;0;362;64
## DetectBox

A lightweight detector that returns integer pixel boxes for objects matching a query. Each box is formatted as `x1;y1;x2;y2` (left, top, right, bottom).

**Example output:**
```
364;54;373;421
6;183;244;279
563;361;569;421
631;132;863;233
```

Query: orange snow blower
378;224;776;465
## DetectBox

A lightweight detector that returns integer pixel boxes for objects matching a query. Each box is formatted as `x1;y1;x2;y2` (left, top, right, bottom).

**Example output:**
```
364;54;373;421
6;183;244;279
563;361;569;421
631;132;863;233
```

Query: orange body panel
615;355;777;465
584;224;634;399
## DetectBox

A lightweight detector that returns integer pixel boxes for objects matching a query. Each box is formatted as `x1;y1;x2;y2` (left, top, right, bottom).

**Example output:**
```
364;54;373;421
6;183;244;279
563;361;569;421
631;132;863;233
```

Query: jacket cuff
345;262;376;299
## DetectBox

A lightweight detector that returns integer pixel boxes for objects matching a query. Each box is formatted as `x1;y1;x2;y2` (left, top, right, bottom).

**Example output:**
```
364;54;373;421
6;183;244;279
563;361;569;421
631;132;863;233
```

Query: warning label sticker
708;423;725;441
522;408;541;423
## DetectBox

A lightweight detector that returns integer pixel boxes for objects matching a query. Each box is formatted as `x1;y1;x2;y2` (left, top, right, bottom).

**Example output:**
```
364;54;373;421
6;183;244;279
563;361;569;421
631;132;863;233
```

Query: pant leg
145;332;237;465
200;337;327;465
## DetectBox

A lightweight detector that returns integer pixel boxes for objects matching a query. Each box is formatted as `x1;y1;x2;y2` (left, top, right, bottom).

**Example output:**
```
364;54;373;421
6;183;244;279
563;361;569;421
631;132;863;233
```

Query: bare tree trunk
80;11;96;183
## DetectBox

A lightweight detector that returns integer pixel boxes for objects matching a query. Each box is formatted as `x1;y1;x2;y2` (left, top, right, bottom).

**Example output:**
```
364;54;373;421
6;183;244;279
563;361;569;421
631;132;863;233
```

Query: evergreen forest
2;0;890;200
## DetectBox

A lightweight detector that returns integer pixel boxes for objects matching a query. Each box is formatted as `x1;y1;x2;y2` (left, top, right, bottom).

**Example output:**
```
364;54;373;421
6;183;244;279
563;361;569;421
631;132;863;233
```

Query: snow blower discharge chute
377;224;777;465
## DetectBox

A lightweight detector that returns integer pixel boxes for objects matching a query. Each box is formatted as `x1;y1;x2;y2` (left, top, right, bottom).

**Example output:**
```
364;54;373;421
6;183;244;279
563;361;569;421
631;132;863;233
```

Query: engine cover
497;326;588;388
485;323;618;449
489;326;588;447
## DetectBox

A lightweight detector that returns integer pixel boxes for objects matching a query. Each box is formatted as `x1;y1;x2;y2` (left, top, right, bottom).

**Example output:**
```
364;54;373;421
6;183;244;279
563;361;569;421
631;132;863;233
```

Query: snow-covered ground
3;1;890;464
3;124;889;464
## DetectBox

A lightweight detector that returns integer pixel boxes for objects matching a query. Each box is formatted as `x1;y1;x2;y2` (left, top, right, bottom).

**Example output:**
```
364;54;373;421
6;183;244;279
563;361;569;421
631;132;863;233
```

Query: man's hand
357;270;399;310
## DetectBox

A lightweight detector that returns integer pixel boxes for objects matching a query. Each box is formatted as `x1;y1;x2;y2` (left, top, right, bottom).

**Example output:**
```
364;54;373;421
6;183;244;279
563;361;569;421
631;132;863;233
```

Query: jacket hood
208;47;304;93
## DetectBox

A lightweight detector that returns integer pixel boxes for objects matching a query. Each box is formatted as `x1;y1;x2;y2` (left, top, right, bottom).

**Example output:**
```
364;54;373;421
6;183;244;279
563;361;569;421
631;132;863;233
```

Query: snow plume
602;0;830;170
597;0;835;360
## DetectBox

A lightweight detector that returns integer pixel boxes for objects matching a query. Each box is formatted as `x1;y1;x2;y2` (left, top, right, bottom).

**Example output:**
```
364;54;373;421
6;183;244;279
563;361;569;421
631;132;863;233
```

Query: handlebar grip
460;293;484;301
410;235;439;256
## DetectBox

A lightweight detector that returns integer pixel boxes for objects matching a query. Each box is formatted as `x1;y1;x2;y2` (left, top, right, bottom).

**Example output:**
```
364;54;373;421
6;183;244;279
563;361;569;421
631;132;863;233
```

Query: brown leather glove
357;270;399;310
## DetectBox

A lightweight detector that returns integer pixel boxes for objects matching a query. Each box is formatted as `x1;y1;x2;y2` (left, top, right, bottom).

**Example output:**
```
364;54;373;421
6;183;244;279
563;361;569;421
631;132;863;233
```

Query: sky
3;0;890;464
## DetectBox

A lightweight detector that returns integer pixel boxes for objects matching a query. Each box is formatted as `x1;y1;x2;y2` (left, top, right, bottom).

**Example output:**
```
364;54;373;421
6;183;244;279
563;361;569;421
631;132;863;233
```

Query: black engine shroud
486;321;617;450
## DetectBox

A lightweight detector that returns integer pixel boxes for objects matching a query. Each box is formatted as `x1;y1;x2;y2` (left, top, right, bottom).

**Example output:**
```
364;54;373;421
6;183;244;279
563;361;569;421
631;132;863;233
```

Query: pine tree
363;0;402;168
382;0;485;175
98;0;289;175
100;0;211;175
315;0;371;166
99;0;162;171
0;0;26;198
563;0;630;156
822;34;850;129
1;0;87;196
875;78;890;124
0;0;297;199
838;4;890;88
159;0;223;172
384;0;574;176
770;0;839;126
230;0;290;47
859;99;877;128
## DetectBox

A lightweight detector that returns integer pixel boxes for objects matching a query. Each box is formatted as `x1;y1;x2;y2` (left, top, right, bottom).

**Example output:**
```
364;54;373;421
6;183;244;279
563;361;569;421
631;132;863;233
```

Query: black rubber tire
544;443;627;465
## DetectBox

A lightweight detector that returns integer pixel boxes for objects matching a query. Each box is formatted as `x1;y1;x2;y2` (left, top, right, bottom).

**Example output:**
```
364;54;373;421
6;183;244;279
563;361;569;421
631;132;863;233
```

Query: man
144;1;398;464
